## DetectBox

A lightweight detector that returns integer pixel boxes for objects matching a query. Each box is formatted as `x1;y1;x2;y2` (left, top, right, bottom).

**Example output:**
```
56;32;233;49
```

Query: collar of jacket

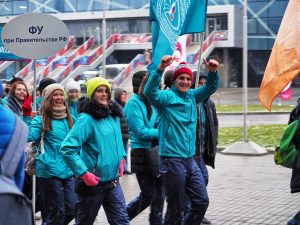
171;85;189;100
77;97;123;119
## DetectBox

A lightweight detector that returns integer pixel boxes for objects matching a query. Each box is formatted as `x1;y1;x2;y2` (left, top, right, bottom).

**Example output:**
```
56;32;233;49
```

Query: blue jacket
144;68;220;158
28;116;73;179
0;105;25;190
60;100;126;182
124;93;158;149
68;100;79;118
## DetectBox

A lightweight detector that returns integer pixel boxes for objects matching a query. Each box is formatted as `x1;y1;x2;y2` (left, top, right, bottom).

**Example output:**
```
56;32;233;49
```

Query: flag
279;82;292;100
258;0;300;111
148;0;207;72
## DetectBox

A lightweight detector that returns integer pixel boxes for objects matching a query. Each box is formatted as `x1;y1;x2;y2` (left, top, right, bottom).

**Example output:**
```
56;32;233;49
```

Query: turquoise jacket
144;68;220;158
124;94;158;149
67;100;79;118
60;112;126;182
28;116;73;179
36;96;43;112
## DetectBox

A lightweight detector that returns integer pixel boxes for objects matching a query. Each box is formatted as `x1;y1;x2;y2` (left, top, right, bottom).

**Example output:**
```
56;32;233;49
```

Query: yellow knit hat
85;77;111;99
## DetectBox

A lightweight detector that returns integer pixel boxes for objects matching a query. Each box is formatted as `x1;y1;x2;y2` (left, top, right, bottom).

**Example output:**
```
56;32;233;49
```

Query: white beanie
42;83;64;100
65;78;81;93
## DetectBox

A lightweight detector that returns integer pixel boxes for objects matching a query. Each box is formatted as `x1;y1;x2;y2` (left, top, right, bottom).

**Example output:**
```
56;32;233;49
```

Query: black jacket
289;104;300;193
195;98;218;168
113;88;129;141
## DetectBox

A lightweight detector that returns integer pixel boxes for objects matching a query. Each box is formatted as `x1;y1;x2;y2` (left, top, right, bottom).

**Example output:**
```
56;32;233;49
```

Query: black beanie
132;70;148;93
39;78;56;94
10;76;23;85
163;70;174;89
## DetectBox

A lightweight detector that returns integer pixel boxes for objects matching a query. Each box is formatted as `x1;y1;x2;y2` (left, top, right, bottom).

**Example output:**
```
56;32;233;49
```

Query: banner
148;0;207;72
258;0;300;111
0;27;25;60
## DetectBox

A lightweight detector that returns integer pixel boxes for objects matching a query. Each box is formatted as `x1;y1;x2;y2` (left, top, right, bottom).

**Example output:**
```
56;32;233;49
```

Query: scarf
78;97;123;119
52;105;67;119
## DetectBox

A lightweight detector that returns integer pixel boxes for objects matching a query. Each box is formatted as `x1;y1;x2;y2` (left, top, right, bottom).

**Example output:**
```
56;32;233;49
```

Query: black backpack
0;115;33;225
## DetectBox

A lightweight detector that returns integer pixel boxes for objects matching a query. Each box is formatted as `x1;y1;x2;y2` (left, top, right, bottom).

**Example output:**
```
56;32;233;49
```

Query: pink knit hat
171;62;194;83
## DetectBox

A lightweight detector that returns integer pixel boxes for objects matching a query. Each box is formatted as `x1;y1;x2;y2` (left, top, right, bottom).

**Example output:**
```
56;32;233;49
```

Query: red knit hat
171;62;193;83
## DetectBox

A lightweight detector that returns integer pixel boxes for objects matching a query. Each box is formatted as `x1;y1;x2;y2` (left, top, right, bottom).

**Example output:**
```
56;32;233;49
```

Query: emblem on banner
157;0;190;48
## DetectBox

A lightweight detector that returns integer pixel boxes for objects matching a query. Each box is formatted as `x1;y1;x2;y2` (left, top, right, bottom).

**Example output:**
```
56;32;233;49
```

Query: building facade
0;0;289;87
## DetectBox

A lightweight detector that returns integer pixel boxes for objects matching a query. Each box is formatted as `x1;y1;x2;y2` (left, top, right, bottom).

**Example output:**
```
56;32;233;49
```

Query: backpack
274;119;299;168
0;116;33;225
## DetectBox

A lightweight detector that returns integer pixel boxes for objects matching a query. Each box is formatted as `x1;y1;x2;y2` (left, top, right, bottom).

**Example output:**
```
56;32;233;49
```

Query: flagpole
32;59;37;224
221;0;267;156
195;33;205;89
242;0;248;141
102;0;107;79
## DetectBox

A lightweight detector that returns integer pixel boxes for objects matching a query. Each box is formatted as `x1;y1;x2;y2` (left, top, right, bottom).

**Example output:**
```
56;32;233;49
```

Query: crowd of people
2;54;298;225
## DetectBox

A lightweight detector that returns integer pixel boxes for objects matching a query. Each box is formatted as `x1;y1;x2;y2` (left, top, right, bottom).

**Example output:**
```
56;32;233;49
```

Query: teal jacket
60;100;126;182
144;68;220;158
28;116;73;179
124;94;158;149
68;100;79;118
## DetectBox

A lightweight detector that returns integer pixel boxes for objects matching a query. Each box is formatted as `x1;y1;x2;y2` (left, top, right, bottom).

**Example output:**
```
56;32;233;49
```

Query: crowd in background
1;54;298;225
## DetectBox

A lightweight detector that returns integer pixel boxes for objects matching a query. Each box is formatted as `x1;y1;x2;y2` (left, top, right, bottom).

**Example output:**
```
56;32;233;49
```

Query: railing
113;54;145;88
187;30;228;64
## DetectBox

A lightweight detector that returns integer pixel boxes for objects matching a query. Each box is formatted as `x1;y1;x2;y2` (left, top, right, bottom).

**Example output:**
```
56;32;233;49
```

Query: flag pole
195;33;205;89
32;59;37;224
221;0;267;156
242;0;248;142
102;0;107;79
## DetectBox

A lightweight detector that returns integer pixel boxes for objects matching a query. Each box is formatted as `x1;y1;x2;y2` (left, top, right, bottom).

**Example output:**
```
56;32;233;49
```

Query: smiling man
144;55;220;225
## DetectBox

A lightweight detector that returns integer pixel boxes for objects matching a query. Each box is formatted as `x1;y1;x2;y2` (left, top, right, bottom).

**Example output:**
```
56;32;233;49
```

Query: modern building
0;0;289;88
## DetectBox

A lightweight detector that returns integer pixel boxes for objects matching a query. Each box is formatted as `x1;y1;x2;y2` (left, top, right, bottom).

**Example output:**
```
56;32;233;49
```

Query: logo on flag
148;0;207;73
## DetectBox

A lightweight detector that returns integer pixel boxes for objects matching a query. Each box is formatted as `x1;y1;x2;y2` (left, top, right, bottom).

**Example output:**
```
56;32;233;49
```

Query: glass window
129;0;148;9
269;1;288;17
77;0;89;11
109;0;129;10
13;1;28;15
43;0;56;13
64;0;76;12
0;1;12;15
29;0;43;13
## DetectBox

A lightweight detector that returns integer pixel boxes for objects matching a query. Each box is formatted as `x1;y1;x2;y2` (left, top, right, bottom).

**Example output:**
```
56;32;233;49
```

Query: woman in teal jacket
144;56;220;225
28;83;76;225
65;78;81;118
124;71;164;224
60;77;129;225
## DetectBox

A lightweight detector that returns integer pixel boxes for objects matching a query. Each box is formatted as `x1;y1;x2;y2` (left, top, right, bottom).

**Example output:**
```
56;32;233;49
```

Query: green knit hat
85;77;111;99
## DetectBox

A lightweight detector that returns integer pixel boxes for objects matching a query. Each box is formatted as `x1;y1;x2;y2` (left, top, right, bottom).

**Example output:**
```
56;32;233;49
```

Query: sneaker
201;217;212;224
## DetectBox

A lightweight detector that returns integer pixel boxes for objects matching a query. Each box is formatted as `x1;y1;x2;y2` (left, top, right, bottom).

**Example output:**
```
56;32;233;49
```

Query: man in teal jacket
144;55;220;225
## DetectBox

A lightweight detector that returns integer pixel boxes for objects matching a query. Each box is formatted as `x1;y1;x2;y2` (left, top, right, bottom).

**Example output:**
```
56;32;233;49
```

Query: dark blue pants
288;211;300;225
194;156;209;186
161;157;209;225
75;182;129;225
38;176;77;225
127;172;165;225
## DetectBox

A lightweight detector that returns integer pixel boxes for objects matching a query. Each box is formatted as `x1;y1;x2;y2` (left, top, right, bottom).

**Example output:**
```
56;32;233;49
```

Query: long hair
138;73;152;120
9;81;29;99
40;92;73;131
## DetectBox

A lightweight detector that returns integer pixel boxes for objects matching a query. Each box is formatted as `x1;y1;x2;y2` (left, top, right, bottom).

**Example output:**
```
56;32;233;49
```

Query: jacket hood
78;97;123;119
113;88;126;107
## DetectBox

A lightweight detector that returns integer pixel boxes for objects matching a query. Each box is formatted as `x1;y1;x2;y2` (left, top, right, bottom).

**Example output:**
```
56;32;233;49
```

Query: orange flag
258;0;300;111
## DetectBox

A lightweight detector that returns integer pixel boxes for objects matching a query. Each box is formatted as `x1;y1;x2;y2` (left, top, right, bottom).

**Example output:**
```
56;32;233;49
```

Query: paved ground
87;153;299;225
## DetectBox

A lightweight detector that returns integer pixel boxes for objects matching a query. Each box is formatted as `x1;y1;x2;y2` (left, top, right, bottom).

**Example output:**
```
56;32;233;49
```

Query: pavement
35;153;299;225
35;88;300;225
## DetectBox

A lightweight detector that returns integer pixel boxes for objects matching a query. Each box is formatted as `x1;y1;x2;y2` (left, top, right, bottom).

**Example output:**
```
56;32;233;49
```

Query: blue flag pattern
148;0;207;72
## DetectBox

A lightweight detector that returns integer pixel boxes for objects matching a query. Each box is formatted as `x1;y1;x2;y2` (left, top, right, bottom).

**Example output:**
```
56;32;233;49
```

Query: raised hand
159;55;173;71
203;58;219;73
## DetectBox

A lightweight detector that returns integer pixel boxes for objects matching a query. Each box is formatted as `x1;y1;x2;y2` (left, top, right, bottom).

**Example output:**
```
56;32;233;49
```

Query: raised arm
194;58;220;103
144;55;173;108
